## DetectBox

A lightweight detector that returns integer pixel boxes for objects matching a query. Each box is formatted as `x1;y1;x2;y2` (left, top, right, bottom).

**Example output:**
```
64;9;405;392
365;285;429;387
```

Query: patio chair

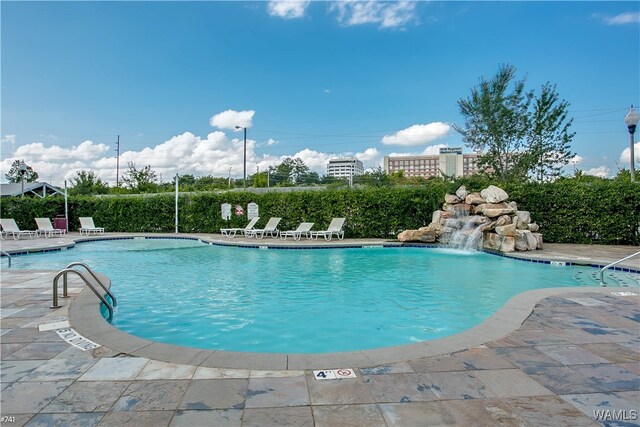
220;217;260;238
35;218;66;238
0;218;38;240
311;218;345;241
79;217;105;235
246;217;281;239
280;222;314;241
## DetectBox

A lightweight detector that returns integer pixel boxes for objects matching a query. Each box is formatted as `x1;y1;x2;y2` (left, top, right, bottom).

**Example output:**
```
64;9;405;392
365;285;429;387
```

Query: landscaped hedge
1;179;638;245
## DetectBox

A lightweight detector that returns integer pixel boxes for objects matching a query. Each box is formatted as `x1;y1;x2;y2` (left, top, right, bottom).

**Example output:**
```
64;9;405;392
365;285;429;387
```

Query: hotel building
383;147;480;178
326;158;365;179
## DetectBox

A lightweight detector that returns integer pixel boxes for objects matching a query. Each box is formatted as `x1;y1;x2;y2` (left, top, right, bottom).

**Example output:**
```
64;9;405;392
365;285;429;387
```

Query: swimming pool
8;238;639;353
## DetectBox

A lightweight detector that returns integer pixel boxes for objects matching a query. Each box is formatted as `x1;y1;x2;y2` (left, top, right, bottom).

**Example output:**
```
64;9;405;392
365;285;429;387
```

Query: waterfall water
446;213;485;251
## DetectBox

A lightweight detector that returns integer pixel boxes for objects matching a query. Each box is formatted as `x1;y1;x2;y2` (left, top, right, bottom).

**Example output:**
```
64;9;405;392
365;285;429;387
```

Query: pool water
8;238;639;353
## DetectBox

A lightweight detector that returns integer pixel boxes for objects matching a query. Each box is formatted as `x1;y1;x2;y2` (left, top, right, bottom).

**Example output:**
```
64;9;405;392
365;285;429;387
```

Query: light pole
624;105;640;182
228;167;232;188
19;160;27;197
235;125;247;189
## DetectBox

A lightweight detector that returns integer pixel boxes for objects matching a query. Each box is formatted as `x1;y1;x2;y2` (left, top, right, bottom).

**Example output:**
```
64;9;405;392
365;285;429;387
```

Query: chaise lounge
79;217;105;235
280;222;314;241
0;218;38;240
220;217;260;238
35;218;66;238
310;218;345;241
246;217;281;239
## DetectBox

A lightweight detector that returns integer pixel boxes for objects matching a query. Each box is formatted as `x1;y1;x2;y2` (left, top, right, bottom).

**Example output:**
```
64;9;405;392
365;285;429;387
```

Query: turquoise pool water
8;238;639;353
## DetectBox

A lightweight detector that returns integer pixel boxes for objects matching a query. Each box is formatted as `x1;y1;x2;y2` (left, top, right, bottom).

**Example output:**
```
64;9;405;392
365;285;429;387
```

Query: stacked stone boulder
397;185;542;253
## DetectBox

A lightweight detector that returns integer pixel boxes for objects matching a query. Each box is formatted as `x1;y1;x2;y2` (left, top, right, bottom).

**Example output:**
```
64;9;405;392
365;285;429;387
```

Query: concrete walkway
1;234;638;426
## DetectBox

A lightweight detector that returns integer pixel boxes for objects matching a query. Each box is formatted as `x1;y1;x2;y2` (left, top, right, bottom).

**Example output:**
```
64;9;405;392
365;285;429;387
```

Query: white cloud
584;166;611;178
599;12;640;25
2;135;17;144
422;144;449;155
267;0;310;19
15;140;110;162
570;155;584;165
381;122;450;146
329;0;417;29
209;110;255;130
619;141;640;164
0;128;382;185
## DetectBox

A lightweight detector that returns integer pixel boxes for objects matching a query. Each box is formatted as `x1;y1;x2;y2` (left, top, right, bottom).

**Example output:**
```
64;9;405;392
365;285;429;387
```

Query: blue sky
1;1;639;184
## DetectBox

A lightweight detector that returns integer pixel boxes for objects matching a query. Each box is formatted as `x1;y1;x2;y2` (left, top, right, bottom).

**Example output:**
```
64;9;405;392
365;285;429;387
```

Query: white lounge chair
35;218;66;238
79;217;105;235
246;217;281;239
280;222;314;241
220;217;260;238
0;218;38;240
311;218;345;241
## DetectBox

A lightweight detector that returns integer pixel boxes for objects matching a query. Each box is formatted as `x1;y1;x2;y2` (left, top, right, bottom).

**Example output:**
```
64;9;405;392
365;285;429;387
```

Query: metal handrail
599;251;640;286
0;251;11;267
66;262;117;306
51;269;114;321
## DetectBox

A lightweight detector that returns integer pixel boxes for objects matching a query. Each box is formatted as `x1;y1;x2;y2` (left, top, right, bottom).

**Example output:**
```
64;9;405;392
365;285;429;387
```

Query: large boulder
481;185;509;203
445;194;461;204
532;232;544;249
465;192;486;205
397;229;437;243
432;210;454;224
515;211;531;224
495;215;512;227
453;203;473;215
455;185;469;200
475;203;516;218
515;230;538;251
495;223;516;237
483;232;515;252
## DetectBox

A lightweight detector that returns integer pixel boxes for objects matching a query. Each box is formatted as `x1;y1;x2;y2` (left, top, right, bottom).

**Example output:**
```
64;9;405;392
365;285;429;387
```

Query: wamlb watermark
593;409;638;422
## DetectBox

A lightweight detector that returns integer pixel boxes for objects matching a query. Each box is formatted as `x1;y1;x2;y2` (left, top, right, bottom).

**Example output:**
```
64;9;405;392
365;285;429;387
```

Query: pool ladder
0;251;10;267
599;251;640;286
51;262;117;320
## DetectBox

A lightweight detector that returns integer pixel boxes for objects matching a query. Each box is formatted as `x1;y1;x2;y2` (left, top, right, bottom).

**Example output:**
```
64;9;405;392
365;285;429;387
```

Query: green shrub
1;179;638;244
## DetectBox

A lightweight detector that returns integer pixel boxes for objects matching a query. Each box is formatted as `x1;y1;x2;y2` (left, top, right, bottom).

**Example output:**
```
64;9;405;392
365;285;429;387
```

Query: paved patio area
1;234;638;426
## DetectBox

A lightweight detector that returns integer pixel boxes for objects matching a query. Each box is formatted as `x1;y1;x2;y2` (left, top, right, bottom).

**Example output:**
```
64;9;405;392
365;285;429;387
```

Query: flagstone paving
0;235;638;426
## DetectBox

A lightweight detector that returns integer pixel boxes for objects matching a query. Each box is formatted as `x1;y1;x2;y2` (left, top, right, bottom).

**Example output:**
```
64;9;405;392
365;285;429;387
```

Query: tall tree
69;170;109;195
268;157;311;185
455;64;574;182
5;160;39;183
527;83;575;181
122;162;158;192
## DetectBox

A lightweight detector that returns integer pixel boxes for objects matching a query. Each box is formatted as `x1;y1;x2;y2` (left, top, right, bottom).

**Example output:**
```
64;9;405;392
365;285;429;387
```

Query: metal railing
51;267;115;321
66;262;117;306
600;251;640;286
0;251;11;267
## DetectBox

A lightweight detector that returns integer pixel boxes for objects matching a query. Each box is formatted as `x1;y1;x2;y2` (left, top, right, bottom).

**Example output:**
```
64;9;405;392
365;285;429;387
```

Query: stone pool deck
1;234;639;426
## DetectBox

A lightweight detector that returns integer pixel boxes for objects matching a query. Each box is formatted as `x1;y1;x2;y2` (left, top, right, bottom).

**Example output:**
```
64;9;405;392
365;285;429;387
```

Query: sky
1;1;639;186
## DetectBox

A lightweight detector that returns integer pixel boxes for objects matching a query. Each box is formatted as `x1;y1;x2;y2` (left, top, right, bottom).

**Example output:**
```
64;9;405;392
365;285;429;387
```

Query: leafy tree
527;83;575;181
122;162;158;193
69;170;109;195
268;157;311;185
455;64;574;182
357;166;392;187
5;160;39;183
179;174;197;186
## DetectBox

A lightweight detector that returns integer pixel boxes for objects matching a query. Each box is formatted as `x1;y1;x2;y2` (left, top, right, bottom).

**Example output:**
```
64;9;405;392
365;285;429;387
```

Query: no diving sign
313;368;357;380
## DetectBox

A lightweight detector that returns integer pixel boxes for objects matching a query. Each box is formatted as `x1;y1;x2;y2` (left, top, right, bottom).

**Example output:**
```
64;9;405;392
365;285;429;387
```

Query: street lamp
624;105;640;182
235;126;247;189
19;160;27;197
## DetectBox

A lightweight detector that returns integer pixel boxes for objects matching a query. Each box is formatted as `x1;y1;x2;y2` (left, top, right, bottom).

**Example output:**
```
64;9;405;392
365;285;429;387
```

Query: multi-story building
383;147;480;178
326;158;364;178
